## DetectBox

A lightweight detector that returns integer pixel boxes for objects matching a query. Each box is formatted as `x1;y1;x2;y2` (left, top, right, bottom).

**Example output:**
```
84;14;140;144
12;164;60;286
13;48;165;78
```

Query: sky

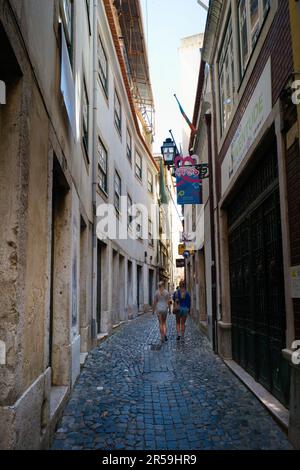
140;0;208;153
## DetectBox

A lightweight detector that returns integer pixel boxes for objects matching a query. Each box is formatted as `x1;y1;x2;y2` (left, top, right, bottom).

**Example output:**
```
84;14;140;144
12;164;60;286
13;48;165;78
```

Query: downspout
205;113;218;353
91;0;99;344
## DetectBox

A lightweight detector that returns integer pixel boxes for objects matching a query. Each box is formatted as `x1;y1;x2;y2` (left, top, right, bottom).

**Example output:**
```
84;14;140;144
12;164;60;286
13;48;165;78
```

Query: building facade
95;0;159;335
189;0;300;448
0;0;166;450
0;0;94;448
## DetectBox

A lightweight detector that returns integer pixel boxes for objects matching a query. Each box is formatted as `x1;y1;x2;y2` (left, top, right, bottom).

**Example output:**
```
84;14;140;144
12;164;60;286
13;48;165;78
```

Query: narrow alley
1;0;300;454
52;314;292;451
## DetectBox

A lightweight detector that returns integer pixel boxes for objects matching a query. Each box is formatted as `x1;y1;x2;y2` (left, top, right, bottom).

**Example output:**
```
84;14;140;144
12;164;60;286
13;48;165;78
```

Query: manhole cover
143;371;174;384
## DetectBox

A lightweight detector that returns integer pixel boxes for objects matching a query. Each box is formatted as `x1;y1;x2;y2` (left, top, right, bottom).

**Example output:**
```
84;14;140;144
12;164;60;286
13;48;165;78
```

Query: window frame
85;0;91;35
98;35;108;95
147;169;153;194
126;127;132;163
97;138;108;194
127;194;133;228
148;219;154;246
114;170;122;213
218;13;235;135
114;89;122;135
61;0;74;67
135;151;143;180
82;77;89;159
238;0;271;77
136;209;142;240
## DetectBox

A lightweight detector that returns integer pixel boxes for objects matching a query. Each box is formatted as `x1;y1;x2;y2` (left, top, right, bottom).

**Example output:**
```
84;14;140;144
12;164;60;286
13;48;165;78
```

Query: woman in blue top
173;280;191;341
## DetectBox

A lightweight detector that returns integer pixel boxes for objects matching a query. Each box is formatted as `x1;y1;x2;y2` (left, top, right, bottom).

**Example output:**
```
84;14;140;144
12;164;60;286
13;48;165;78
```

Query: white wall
178;33;203;155
96;2;158;326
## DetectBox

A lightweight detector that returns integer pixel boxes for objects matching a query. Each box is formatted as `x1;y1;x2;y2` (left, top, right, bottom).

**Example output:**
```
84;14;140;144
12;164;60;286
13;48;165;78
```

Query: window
114;90;122;134
147;169;153;194
85;0;91;34
136;209;142;239
238;0;271;75
82;79;89;155
98;36;108;94
148;219;153;246
126;128;132;163
127;194;133;228
218;16;235;133
97;138;108;193
135;152;142;180
114;171;121;212
61;0;74;65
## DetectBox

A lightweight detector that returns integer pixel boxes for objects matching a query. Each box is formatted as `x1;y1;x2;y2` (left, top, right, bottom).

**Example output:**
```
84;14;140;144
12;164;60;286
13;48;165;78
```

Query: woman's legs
158;314;167;340
180;316;187;337
176;314;181;338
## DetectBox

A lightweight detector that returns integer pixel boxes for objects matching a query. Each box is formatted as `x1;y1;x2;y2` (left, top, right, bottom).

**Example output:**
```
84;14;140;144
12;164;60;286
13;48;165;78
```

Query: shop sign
176;169;202;205
176;259;185;268
221;58;272;195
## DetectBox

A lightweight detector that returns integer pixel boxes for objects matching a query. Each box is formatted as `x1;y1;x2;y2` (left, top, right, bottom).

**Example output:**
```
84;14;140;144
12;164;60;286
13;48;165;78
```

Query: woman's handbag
173;292;180;314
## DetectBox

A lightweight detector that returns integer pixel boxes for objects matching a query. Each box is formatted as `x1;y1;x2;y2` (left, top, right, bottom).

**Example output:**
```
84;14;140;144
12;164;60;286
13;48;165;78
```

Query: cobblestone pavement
52;313;293;450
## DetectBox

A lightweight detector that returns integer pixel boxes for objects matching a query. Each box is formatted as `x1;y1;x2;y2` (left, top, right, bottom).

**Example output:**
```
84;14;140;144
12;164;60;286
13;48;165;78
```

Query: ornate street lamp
161;137;176;167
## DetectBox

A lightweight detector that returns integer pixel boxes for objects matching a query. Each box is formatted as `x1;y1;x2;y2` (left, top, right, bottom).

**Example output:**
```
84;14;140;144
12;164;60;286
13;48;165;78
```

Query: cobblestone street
52;314;292;450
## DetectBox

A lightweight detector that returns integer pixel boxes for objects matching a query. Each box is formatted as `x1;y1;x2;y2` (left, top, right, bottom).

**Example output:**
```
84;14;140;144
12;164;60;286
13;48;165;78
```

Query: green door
228;139;290;406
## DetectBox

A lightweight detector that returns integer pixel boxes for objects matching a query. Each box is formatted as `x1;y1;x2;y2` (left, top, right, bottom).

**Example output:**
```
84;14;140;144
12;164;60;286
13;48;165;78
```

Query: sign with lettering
176;169;202;205
176;259;185;268
221;59;272;195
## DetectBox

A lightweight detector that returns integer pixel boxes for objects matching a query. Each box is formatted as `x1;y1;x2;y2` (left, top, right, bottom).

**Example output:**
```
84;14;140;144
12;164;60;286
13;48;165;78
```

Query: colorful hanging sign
176;172;202;205
174;155;203;205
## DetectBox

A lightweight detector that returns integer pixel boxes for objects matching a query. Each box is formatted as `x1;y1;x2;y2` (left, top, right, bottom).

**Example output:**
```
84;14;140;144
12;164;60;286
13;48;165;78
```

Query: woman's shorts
178;307;189;317
157;310;168;320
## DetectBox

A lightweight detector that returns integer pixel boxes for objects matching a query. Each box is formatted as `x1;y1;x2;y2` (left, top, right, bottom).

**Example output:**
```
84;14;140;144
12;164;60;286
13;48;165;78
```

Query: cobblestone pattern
52;313;293;450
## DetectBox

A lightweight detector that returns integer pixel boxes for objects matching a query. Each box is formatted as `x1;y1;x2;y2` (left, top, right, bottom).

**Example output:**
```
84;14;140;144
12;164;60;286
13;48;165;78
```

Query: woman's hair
158;281;165;289
179;280;185;288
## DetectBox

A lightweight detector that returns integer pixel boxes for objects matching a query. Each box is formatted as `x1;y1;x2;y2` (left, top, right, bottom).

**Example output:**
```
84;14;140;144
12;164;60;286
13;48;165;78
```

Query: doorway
137;265;143;311
228;139;290;405
149;269;154;307
49;157;70;383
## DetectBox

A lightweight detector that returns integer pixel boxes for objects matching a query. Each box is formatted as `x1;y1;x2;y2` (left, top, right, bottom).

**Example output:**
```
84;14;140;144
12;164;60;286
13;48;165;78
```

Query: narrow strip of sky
140;0;207;153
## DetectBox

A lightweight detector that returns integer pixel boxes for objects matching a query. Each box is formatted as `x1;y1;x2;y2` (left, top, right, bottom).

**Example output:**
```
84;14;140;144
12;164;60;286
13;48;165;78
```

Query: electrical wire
166;183;183;226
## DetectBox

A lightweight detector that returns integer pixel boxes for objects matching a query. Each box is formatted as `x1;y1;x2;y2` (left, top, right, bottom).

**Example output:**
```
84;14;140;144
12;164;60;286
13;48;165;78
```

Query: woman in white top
153;281;171;343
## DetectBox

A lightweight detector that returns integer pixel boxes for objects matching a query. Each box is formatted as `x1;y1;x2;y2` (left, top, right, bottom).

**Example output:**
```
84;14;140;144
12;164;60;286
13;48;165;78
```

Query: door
137;265;141;310
149;269;154;306
96;240;102;334
228;140;290;406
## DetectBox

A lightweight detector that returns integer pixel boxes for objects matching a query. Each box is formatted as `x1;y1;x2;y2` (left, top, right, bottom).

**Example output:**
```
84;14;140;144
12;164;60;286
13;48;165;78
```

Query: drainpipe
205;113;218;353
91;0;99;344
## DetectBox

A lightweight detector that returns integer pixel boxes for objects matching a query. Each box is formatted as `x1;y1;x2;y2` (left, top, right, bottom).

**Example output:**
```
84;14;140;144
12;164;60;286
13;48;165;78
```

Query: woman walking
173;280;191;341
153;281;171;343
